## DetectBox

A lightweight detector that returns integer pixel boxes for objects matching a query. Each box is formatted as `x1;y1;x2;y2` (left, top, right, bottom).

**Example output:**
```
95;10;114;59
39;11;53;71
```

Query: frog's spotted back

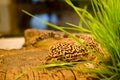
48;42;87;62
47;35;103;62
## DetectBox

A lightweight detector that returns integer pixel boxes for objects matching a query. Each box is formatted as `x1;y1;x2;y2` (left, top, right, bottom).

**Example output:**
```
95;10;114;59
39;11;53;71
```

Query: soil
0;29;103;80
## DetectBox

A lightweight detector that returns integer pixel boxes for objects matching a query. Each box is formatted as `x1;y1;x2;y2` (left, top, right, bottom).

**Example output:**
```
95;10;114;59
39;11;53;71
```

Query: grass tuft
65;0;120;79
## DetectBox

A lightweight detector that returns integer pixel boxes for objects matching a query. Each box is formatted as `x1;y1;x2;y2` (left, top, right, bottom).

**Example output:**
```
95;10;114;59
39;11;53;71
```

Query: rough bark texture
0;29;103;80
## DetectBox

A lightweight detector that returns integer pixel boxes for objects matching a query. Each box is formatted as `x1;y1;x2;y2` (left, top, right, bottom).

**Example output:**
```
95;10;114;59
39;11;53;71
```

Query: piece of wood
0;29;103;80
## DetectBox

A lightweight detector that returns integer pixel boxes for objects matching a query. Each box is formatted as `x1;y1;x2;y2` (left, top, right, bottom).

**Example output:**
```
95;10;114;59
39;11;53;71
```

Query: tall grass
22;0;120;79
65;0;120;79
